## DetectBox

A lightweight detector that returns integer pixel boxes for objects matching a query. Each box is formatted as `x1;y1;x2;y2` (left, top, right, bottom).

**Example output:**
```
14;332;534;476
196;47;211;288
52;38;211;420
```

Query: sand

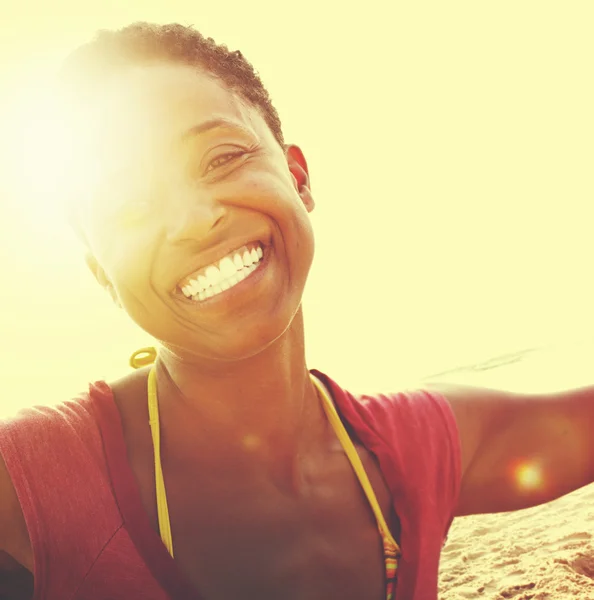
438;484;594;599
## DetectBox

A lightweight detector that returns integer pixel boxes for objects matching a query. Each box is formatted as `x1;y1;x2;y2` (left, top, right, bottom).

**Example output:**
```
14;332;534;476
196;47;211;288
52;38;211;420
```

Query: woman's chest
113;377;400;599
132;435;399;600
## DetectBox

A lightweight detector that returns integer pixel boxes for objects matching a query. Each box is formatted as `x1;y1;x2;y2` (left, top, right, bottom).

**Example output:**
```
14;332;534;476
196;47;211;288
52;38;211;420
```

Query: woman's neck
152;309;329;486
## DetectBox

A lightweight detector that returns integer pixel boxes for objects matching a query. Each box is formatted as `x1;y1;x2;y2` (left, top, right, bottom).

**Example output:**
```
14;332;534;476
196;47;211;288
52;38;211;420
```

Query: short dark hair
60;22;284;145
58;22;285;244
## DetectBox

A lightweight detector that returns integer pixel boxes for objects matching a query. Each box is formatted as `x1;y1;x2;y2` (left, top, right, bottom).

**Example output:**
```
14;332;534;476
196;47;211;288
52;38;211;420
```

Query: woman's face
80;63;315;362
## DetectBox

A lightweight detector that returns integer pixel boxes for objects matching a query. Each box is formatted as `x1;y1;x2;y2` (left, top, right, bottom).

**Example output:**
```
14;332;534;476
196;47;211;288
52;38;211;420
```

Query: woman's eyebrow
94;119;250;192
180;117;251;142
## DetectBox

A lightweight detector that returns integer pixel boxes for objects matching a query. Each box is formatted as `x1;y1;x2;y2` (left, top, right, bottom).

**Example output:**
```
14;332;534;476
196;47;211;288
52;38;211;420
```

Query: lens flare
513;461;544;492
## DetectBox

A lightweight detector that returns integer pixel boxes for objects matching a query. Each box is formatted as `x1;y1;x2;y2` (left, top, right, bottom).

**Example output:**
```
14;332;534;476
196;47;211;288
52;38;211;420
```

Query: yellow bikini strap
310;375;400;553
129;347;174;557
147;364;174;557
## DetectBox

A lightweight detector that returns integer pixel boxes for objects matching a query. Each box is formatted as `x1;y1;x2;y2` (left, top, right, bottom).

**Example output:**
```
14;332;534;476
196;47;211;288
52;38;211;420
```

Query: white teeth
180;243;266;301
204;265;221;286
219;256;236;277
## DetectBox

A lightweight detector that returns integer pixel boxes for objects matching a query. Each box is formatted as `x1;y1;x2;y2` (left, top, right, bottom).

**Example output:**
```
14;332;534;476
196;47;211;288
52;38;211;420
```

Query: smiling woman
2;11;594;600
0;22;463;600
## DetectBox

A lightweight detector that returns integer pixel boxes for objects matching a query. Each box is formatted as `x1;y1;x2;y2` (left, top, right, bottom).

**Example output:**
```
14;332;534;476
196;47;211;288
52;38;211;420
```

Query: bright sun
17;110;65;190
2;72;103;261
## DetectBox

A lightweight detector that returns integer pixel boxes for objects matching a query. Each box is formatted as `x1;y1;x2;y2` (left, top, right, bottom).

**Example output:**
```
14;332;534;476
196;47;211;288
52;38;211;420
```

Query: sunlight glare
14;89;68;200
7;79;96;234
514;461;544;492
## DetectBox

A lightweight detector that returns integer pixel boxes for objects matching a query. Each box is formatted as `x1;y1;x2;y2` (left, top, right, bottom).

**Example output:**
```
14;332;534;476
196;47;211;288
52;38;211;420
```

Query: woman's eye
206;151;245;172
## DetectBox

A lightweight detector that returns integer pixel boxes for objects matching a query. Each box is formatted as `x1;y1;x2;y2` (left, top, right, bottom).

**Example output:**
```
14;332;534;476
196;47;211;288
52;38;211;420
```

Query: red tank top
0;370;461;600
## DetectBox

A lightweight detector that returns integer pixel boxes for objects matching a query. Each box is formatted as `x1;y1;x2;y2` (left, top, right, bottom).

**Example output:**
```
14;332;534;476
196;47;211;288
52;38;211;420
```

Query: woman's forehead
88;64;257;150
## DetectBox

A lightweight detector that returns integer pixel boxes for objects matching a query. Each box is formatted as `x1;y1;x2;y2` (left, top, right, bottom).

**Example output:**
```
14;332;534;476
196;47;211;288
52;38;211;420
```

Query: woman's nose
165;190;227;244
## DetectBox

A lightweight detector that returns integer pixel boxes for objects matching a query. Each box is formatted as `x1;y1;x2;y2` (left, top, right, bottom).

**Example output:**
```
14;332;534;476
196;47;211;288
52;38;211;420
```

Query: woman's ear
84;252;122;308
284;144;314;213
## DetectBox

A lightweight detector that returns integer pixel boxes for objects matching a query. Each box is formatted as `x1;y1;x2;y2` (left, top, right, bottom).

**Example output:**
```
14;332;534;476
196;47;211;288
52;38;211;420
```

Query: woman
2;21;589;600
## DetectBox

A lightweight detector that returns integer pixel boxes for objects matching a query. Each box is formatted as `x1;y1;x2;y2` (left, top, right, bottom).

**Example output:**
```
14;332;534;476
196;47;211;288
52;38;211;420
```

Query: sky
0;2;593;411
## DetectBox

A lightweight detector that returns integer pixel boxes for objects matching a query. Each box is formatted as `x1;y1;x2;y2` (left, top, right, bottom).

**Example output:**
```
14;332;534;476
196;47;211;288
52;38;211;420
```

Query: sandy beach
439;484;594;598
